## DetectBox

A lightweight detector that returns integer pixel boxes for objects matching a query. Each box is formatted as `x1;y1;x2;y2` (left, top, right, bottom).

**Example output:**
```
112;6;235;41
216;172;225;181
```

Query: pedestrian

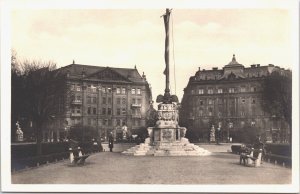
253;135;264;159
108;132;114;152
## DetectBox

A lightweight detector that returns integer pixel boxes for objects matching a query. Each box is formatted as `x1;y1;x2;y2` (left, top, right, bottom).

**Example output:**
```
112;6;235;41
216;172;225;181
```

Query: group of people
240;135;265;160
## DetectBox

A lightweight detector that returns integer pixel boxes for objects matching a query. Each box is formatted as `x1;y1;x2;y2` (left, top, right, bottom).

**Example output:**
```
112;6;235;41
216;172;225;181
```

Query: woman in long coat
108;133;114;152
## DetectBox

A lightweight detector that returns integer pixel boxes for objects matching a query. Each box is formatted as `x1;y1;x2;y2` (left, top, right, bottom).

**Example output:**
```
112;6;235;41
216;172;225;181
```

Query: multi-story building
180;55;291;143
43;63;152;142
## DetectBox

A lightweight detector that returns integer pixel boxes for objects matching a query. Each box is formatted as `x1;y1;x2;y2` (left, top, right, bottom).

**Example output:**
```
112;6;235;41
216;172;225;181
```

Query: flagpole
163;8;171;99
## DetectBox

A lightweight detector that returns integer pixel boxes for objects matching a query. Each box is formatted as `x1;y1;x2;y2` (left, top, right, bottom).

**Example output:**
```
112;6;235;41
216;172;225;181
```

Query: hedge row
11;141;102;172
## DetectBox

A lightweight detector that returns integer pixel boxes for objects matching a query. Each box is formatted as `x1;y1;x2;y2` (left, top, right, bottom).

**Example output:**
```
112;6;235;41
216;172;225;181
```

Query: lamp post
97;85;101;142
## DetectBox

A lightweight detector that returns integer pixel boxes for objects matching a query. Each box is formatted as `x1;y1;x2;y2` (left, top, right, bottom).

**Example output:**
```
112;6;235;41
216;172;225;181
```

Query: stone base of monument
122;138;211;156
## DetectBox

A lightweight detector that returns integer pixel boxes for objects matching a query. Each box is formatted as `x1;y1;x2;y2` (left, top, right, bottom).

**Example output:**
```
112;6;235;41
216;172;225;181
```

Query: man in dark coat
108;132;114;152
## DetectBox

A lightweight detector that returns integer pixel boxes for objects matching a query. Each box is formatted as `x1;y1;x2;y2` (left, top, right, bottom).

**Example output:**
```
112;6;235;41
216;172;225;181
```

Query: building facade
43;63;152;142
179;55;291;143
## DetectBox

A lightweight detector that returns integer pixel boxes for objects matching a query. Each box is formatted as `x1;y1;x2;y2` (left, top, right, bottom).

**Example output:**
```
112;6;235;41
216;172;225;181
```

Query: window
208;107;213;116
137;88;141;95
102;87;106;93
241;99;245;103
117;119;121;126
76;109;81;113
76;85;81;91
122;108;126;115
87;85;91;92
199;110;203;116
218;99;223;105
208;89;213;94
122;98;126;105
108;119;112;126
93;107;97;115
191;90;194;94
87;107;91;115
208;99;213;105
108;97;112;104
117;108;121;115
251;87;257;92
102;108;106;115
107;108;111;115
252;99;256;104
241;87;246;92
107;87;112;93
218;112;222;117
122;88;126;94
92;97;96;104
131;88;136;94
241;121;245;126
132;98;136;104
87;96;91;103
137;99;141;104
217;88;223;94
229;88;235;93
102;97;106;104
251;121;256;126
103;119;107;126
199;100;204;106
117;98;121;105
91;85;97;93
199;89;204;94
241;112;245;116
116;88;121;94
71;84;75;91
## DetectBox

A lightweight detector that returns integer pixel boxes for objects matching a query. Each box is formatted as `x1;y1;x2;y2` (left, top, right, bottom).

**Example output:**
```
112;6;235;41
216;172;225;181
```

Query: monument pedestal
123;103;210;156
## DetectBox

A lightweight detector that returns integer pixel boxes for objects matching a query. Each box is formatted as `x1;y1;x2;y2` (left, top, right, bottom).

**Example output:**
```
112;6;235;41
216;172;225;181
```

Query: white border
1;0;299;193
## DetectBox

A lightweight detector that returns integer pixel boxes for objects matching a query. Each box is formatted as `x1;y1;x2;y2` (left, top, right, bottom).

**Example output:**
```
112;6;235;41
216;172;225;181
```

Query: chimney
257;64;260;67
251;64;256;68
268;64;274;67
82;68;86;77
212;67;218;70
198;67;201;71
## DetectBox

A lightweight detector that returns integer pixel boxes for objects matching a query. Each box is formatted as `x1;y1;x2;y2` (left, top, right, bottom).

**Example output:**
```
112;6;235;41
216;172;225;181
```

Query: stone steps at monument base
122;143;211;156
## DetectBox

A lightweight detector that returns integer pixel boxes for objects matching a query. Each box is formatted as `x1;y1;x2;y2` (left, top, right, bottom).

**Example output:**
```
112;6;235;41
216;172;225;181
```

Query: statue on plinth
210;125;216;142
15;121;24;142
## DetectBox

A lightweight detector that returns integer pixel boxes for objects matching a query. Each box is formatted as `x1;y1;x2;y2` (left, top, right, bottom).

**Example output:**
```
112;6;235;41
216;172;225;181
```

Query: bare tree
11;53;69;155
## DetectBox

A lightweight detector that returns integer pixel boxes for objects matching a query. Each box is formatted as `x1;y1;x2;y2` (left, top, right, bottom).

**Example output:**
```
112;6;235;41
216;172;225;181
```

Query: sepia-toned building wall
43;63;152;142
179;55;291;143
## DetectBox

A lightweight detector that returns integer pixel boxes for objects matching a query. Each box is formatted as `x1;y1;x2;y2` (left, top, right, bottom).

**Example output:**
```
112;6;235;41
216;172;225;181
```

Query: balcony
71;100;82;105
71;113;81;117
131;103;142;108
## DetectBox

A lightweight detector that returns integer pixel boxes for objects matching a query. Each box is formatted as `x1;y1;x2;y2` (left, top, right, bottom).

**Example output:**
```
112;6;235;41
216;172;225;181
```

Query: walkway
12;143;291;184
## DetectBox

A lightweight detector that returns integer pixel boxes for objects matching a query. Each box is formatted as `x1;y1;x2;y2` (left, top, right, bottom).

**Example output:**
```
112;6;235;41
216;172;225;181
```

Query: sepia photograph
1;0;299;193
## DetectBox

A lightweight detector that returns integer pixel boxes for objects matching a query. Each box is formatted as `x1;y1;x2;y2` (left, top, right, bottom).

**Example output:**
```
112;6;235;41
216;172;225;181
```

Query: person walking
108;132;114;152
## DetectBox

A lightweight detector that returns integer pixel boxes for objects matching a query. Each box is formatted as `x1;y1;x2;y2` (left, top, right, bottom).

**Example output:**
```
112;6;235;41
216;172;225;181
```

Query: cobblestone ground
12;143;291;184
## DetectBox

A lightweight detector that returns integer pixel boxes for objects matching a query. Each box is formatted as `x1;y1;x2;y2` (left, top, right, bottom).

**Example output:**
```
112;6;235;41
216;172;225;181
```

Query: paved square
12;144;291;184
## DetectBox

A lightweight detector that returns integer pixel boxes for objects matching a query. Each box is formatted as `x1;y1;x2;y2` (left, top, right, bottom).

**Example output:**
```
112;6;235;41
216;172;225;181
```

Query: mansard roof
192;55;291;82
60;64;146;84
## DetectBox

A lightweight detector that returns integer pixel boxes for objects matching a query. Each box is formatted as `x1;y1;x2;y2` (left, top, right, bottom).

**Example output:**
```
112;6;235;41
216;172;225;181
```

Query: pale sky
11;8;296;102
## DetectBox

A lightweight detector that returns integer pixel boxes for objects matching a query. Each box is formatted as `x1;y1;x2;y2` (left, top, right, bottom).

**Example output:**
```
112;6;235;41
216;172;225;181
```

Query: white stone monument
122;9;210;156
